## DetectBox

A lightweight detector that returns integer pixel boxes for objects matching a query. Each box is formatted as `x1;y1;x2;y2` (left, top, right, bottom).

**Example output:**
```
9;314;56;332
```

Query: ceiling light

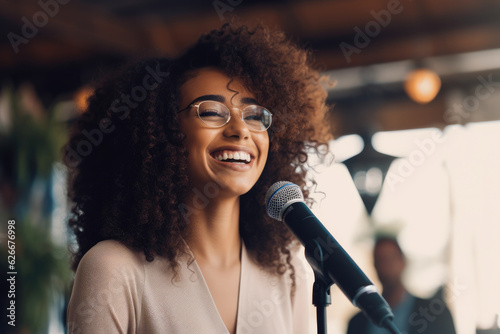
404;68;441;104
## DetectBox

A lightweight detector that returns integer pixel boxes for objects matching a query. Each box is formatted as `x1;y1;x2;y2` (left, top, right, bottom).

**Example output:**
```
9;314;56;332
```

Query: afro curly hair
64;23;332;280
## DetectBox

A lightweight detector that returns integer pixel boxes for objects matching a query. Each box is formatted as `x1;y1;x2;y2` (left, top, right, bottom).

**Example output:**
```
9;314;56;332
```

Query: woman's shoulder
82;239;143;262
76;239;145;278
68;240;147;332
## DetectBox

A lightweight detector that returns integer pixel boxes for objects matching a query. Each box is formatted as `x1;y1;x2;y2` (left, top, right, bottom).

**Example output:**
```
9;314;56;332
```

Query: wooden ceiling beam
285;0;498;37
1;0;499;72
0;0;149;56
314;23;500;69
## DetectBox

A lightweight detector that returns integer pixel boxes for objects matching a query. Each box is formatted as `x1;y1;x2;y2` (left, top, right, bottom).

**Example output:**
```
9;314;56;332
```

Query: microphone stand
305;240;334;334
304;240;401;334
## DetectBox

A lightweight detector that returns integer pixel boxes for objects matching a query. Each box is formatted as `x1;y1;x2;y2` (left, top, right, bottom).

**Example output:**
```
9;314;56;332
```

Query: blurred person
347;236;456;334
64;23;330;333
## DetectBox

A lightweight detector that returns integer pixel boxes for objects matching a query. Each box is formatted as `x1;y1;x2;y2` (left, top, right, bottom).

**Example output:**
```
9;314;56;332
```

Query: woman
65;23;331;333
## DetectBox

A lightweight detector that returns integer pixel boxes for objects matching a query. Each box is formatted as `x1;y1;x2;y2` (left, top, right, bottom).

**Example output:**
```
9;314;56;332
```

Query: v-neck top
67;239;310;334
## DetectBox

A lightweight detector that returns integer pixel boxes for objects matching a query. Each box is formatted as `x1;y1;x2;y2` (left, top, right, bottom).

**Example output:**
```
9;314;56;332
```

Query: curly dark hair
64;23;332;280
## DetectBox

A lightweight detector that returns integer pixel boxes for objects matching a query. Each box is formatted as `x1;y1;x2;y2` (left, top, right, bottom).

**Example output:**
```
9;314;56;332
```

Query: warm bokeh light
404;68;442;104
73;86;94;113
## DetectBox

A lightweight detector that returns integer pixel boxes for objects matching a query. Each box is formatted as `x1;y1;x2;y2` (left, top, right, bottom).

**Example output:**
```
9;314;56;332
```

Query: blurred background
0;0;499;333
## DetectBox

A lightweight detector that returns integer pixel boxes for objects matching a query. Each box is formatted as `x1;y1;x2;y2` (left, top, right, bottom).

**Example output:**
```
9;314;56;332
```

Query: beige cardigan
67;239;310;334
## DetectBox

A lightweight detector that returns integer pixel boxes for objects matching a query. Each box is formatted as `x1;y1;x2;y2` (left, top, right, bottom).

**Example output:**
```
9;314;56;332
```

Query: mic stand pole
305;241;334;334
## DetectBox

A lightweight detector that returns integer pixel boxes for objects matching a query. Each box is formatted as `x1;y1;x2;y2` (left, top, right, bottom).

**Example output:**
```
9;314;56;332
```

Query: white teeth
214;150;252;163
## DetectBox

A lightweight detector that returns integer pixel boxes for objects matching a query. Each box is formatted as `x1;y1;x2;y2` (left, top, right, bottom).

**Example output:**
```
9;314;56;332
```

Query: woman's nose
223;109;250;139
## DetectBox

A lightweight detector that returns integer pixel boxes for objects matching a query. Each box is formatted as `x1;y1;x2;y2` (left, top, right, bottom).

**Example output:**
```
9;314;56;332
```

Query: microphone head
265;181;304;221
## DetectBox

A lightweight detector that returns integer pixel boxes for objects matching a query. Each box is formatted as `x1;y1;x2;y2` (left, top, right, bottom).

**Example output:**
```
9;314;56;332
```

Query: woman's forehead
179;67;256;104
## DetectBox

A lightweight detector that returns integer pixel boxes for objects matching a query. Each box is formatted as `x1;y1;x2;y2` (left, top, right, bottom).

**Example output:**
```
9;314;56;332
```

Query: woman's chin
213;178;255;198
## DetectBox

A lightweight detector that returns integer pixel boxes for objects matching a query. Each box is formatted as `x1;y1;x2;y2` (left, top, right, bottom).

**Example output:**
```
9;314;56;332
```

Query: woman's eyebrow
189;94;225;105
188;95;259;106
240;97;259;105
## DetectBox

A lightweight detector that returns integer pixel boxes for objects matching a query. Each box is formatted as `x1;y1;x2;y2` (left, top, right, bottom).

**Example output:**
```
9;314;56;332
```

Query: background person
347;236;456;334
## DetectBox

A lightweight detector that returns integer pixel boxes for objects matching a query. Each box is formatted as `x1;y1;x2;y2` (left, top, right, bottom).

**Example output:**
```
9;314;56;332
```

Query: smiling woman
64;22;331;334
178;68;270;198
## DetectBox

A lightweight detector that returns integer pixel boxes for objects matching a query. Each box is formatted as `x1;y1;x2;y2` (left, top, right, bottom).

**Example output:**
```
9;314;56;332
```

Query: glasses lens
198;101;229;127
242;106;272;131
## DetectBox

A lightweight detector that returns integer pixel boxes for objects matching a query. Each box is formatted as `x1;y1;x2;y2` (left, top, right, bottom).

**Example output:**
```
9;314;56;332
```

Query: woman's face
178;67;269;198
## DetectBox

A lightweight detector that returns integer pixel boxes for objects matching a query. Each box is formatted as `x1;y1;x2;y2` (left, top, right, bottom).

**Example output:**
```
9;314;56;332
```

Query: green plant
0;85;67;194
0;85;72;333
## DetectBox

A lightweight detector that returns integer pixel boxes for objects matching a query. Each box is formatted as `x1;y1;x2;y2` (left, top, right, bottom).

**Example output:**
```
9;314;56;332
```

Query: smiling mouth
211;150;253;164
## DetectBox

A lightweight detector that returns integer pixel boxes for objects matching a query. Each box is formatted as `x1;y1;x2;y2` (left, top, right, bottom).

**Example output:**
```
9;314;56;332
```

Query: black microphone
265;181;398;332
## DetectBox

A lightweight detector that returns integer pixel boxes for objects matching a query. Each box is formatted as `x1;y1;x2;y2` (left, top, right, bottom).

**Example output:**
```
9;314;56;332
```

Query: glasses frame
178;100;273;132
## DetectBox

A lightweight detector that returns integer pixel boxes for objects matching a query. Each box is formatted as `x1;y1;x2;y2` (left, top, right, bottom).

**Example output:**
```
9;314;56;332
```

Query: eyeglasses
178;100;273;132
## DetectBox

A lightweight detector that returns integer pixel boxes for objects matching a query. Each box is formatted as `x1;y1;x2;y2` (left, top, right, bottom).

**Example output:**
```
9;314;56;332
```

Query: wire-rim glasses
178;100;273;132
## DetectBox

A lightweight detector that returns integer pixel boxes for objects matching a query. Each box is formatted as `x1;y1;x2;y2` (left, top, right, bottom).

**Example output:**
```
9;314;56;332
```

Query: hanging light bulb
404;68;441;104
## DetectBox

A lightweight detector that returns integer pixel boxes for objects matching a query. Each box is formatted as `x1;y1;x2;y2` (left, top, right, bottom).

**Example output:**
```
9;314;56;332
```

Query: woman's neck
183;195;241;268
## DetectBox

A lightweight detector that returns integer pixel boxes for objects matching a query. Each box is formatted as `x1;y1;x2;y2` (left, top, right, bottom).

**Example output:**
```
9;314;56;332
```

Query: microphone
265;181;398;331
